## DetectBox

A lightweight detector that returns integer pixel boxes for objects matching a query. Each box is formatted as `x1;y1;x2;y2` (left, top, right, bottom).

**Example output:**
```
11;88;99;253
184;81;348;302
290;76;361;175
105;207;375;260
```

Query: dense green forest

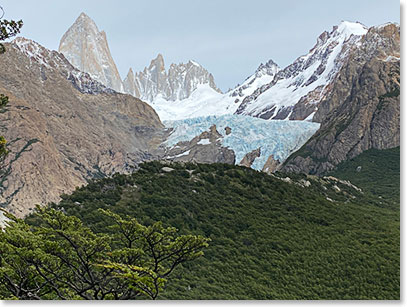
330;147;400;208
22;150;399;300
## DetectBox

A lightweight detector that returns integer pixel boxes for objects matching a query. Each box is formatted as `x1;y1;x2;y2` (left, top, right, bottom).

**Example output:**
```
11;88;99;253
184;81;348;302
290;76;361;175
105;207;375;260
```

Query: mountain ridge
0;38;166;217
124;53;222;102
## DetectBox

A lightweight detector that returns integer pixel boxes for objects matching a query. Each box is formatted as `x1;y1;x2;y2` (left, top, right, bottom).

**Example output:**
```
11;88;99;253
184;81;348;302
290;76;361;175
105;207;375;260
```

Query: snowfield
164;115;320;170
149;21;368;122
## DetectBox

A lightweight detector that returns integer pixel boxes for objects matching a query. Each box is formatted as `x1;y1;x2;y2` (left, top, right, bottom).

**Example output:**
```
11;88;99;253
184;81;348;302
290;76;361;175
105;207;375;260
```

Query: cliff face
0;39;165;217
58;13;124;92
282;24;400;175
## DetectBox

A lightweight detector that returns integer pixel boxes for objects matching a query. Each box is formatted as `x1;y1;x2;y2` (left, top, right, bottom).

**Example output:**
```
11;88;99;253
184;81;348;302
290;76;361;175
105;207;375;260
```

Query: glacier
164;115;320;170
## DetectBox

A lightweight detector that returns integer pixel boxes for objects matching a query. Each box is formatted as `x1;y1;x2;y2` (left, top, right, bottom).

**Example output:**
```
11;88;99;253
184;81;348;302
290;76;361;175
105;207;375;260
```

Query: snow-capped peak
230;20;371;121
128;21;395;123
375;22;399;29
229;59;280;99
334;21;368;39
255;59;280;79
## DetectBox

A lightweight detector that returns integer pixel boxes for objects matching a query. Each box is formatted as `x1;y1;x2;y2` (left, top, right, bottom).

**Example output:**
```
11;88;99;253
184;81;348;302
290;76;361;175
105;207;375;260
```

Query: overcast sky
1;0;400;91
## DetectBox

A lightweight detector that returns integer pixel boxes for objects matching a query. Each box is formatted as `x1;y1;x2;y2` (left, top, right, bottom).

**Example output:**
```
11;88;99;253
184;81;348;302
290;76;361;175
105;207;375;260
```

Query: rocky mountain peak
282;22;399;174
229;59;280;99
123;68;140;97
148;53;166;72
58;13;124;92
12;37;115;95
255;59;280;77
78;12;92;21
125;54;221;102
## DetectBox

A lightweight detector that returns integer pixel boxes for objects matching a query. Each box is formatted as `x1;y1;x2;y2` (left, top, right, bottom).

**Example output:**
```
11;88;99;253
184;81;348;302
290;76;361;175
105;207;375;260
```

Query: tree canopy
0;206;209;300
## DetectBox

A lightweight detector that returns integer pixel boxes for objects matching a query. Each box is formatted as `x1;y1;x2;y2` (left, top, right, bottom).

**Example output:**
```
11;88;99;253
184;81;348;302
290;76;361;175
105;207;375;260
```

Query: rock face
59;13;124;92
0;38;165;217
163;125;235;164
123;68;140;98
124;54;221;102
262;155;281;174
239;148;261;168
282;24;400;174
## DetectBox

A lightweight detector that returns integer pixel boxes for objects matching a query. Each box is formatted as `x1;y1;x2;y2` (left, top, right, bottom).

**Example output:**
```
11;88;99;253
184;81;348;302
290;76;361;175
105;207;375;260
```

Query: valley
0;7;400;300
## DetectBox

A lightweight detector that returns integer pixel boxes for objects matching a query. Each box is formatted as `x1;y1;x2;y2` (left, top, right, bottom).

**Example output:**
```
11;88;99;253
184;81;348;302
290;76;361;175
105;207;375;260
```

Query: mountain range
0;12;399;217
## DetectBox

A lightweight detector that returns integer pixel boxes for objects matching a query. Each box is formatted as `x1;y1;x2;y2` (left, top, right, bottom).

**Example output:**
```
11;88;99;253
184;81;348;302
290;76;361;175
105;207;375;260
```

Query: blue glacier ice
164;115;320;170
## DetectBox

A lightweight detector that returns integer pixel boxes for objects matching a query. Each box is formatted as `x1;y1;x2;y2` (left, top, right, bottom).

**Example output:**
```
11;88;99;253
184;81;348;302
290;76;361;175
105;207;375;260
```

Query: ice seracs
58;12;124;92
164;115;320;170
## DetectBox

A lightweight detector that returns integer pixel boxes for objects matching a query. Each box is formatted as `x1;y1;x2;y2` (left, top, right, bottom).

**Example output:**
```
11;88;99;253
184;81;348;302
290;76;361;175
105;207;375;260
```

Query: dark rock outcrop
239;148;261;168
262;155;281;174
164;125;235;164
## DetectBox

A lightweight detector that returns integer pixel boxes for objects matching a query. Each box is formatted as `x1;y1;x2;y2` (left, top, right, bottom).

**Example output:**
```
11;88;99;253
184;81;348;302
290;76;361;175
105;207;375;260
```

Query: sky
1;0;400;92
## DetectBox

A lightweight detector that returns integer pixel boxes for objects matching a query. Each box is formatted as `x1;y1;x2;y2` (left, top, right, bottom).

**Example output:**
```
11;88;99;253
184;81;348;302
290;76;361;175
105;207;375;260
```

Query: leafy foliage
0;16;23;53
0;206;208;300
31;161;399;299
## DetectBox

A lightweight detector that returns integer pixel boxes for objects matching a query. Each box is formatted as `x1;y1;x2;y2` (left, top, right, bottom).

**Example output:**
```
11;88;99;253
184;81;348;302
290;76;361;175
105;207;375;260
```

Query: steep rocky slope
59;13;124;92
0;38;165;217
282;23;400;174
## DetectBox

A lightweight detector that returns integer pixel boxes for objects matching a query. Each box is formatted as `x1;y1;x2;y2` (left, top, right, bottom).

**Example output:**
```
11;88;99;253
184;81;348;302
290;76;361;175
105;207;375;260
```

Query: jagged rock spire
59;12;124;92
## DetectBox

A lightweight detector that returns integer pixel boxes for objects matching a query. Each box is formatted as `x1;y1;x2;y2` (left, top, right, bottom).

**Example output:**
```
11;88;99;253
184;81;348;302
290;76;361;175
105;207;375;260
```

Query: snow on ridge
164;114;320;170
336;21;368;38
238;20;368;119
13;37;53;67
150;84;232;121
375;22;399;29
150;20;372;122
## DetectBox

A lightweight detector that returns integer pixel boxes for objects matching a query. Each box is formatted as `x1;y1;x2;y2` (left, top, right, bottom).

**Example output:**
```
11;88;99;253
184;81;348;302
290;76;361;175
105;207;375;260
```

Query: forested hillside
25;161;399;299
